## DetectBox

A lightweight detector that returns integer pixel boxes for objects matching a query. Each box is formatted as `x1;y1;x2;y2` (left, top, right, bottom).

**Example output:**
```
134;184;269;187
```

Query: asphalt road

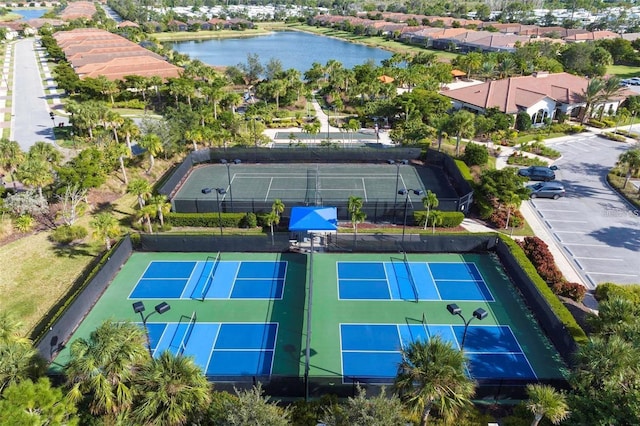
12;38;55;151
527;133;640;287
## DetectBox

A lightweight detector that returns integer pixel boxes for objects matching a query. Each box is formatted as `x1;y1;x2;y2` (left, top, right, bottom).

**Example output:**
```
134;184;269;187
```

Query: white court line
362;178;368;201
547;220;588;223
264;177;273;202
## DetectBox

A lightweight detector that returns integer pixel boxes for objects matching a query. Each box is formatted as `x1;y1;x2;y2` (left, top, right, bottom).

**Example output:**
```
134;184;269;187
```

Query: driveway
527;133;640;287
12;38;56;151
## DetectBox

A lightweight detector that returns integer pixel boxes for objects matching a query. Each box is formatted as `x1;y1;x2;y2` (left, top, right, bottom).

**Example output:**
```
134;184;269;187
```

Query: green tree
66;320;148;418
89;212;121;250
618;148;640;188
321;385;407;425
139;133;164;174
127;178;153;209
148;194;171;228
0;378;79;425
421;190;439;230
0;138;24;190
429;210;444;234
526;384;570;426
447;110;475;157
16;156;54;198
0;313;42;393
348;195;366;237
272;198;285;219
223;384;290;425
132;351;211;426
394;336;475;425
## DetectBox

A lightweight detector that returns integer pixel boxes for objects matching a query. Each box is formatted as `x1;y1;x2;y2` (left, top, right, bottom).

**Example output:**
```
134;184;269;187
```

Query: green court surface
173;163;428;204
51;251;567;383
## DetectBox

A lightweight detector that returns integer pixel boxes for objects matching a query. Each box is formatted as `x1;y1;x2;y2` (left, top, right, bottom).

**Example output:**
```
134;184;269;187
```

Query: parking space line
547;220;588;223
587;272;638;277
575;257;623;262
541;210;579;213
563;243;608;247
554;231;584;233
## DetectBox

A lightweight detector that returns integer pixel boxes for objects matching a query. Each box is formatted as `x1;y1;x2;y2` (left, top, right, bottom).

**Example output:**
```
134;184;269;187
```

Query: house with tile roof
441;72;628;124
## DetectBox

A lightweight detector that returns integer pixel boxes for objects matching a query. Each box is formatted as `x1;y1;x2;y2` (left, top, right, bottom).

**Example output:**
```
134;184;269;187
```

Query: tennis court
51;251;566;388
173;163;432;204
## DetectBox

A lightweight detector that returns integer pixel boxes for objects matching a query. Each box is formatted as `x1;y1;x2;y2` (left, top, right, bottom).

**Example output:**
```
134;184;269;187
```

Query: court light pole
388;159;408;224
132;301;171;357
398;188;423;246
446;303;488;350
215;188;226;236
220;159;241;212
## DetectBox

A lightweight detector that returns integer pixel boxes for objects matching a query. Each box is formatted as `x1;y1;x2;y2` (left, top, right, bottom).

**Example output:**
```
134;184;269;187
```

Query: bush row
601;132;627;142
517;236;587;302
413;211;465;228
519;141;561;159
499;235;588;345
166;212;268;228
506;153;547;167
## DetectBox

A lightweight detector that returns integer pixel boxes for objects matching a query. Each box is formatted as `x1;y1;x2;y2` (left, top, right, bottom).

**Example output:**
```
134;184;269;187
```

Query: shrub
413;211;465;228
595;283;640;303
462;144;489;166
113;99;146;109
454;159;473;183
517;236;564;285
601;132;626;142
51;224;88;244
166;212;245;228
489;206;524;230
241;212;258;228
553;281;587;302
515;111;532;131
588;118;606;128
14;215;34;233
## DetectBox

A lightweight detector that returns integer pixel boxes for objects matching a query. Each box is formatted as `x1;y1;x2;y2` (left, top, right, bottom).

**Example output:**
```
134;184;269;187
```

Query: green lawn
607;64;640;78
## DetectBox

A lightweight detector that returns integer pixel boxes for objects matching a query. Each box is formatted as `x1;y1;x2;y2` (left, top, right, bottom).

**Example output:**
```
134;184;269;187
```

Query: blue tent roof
288;207;338;232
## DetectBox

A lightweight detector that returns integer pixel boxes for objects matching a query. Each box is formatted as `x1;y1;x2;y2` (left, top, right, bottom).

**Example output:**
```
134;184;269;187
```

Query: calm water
167;31;392;72
16;9;47;20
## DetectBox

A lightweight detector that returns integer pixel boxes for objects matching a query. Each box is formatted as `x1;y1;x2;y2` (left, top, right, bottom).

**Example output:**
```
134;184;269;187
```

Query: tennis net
403;251;419;303
177;311;197;356
191;252;221;300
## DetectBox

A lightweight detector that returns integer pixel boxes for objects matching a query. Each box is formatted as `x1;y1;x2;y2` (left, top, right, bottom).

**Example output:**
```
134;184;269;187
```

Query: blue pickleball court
337;261;494;302
340;323;536;383
129;260;287;300
146;321;278;377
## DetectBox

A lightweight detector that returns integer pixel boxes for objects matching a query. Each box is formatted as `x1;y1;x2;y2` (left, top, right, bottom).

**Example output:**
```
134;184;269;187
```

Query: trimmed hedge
413;211;465;228
166;212;246;228
601;132;626;142
595;282;640;303
498;235;588;345
454;159;473;183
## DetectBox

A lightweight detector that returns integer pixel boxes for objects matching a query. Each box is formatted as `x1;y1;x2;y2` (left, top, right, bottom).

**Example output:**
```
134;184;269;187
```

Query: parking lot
526;134;640;287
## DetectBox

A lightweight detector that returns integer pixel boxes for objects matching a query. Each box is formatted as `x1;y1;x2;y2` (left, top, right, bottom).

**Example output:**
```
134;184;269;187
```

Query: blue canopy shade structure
288;207;338;233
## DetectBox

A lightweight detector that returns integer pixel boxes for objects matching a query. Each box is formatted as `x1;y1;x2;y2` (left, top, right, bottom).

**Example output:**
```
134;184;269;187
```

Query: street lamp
49;111;55;127
220;159;241;212
398;188;423;245
446;303;488;350
132;301;171;356
215;188;226;236
388;159;408;224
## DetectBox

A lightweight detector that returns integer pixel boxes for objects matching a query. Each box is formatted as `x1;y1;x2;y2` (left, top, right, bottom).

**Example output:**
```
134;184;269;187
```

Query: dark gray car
527;182;566;199
518;165;558;181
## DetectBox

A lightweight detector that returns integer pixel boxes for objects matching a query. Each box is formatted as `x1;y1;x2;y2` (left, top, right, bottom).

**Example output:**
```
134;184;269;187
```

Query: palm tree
132;351;211;426
599;76;623;120
0;138;24;190
526;384;570;426
348;195;366;237
421;190;439;230
16;156;54;198
127;178;153;209
395;336;475;426
447;110;475;157
119;117;140;155
580;77;605;124
149;194;171;228
0;312;41;393
429;210;443;234
66;320;148;418
90;212;121;250
28;141;62;165
266;210;280;245
618;148;640;189
271;198;285;219
139;203;156;233
504;192;521;230
139;133;164;174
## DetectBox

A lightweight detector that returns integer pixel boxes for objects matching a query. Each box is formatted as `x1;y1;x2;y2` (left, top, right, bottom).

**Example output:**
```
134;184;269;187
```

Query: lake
167;31;392;73
15;9;47;20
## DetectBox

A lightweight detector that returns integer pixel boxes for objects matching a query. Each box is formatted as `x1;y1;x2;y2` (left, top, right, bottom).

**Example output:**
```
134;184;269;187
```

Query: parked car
527;182;566;199
518;165;558;181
